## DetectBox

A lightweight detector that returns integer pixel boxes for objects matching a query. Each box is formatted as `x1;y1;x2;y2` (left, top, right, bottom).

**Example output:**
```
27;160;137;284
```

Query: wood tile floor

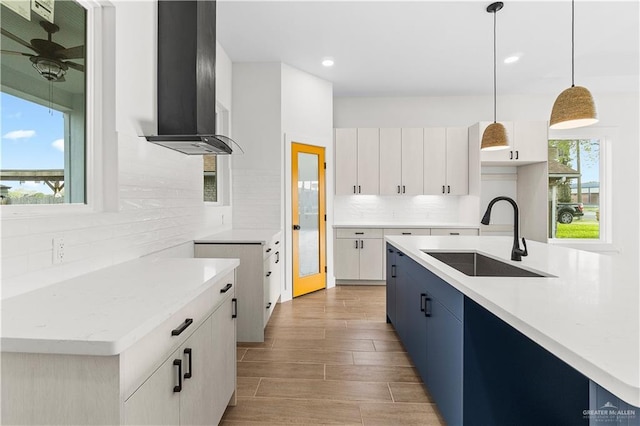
221;285;446;425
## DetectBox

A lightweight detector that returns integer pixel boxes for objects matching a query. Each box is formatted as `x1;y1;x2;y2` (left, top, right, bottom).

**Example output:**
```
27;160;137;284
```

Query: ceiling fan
1;20;84;82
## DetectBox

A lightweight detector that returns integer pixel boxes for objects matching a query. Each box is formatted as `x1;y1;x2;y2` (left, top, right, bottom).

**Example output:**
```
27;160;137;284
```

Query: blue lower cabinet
385;245;609;426
385;244;397;325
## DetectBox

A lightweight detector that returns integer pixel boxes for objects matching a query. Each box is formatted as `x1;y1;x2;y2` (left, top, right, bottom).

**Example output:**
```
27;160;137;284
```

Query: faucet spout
481;196;528;261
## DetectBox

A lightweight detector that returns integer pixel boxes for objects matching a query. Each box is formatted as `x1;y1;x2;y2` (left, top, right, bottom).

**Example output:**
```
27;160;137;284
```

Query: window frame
1;0;116;218
204;103;231;206
548;127;615;252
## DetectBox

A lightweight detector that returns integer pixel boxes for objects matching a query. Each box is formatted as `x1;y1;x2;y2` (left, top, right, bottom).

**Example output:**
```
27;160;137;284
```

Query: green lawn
556;222;600;239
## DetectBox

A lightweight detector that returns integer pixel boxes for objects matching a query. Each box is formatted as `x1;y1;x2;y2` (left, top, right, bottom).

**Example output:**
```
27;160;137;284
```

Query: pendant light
481;2;509;151
549;0;598;129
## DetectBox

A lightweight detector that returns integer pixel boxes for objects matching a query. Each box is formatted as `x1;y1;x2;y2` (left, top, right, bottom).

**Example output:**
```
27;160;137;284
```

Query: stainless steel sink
422;251;552;278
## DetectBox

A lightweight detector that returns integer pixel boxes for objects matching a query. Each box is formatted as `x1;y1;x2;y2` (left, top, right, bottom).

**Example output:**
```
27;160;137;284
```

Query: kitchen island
1;257;240;425
386;235;639;425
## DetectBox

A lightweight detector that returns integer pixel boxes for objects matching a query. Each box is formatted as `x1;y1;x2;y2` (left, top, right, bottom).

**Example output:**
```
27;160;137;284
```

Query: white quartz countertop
195;229;282;244
1;258;239;356
334;222;480;229
385;235;640;407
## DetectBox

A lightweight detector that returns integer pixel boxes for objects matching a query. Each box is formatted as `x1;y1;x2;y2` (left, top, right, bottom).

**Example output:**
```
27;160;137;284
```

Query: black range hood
145;0;233;155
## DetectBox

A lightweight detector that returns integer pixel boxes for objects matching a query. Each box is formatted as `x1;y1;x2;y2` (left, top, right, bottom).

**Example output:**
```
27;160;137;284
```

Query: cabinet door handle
397;185;401;194
360;240;364;249
173;359;182;392
442;185;445;194
515;150;519;160
171;318;193;336
358;185;361;193
353;185;356;194
420;293;427;312
510;150;514;160
266;302;272;309
447;185;451;194
391;265;396;278
402;185;406;194
355;240;359;249
220;283;233;293
275;251;280;263
183;348;192;379
232;298;238;319
266;271;272;277
424;296;432;317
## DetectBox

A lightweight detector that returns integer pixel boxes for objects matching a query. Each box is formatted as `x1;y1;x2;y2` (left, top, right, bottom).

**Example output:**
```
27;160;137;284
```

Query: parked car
557;202;584;224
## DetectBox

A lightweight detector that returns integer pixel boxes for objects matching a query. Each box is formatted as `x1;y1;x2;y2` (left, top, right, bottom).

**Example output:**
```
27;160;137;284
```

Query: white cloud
3;130;35;140
52;138;64;152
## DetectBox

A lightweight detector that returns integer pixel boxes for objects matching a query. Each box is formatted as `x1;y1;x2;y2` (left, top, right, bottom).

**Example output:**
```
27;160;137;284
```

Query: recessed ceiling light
322;58;334;67
504;55;520;64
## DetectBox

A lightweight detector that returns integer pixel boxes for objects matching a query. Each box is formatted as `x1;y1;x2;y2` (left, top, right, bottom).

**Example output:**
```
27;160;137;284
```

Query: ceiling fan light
549;85;598;129
31;58;67;81
481;122;509;151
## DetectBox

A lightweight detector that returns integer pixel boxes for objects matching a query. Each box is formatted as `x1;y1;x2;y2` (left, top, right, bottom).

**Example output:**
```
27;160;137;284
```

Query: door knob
293;225;301;230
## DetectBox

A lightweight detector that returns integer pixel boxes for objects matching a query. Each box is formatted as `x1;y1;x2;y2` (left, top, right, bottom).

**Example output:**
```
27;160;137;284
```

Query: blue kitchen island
385;236;639;426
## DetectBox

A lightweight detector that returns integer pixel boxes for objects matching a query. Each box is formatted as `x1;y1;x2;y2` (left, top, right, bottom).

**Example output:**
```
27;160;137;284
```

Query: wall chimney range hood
145;0;233;155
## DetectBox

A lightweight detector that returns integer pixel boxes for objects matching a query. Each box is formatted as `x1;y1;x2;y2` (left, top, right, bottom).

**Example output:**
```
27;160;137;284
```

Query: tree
549;139;599;203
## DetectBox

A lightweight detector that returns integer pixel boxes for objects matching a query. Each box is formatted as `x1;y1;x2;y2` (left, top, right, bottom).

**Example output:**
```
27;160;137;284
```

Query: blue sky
1;92;65;194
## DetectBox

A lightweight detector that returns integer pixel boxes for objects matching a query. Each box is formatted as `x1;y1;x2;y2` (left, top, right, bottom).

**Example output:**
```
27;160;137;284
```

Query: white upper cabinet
335;128;380;195
379;128;424;195
424;127;469;195
401;128;425;195
479;121;548;164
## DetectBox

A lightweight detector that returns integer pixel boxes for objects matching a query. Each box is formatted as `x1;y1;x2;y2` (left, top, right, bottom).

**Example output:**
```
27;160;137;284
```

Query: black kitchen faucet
481;196;528;261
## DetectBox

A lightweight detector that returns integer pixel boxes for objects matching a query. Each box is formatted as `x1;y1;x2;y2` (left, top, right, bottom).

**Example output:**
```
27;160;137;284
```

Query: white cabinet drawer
122;271;235;399
336;228;384;239
430;228;479;236
383;228;431;236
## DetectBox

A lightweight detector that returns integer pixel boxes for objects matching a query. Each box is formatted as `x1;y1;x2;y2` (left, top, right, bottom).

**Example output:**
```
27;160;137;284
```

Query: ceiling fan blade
55;45;84;59
65;61;84;72
1;28;37;53
1;49;33;57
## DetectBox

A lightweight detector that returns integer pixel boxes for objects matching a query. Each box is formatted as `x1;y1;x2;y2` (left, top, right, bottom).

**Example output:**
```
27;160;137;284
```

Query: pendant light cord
493;6;498;123
571;0;575;87
492;6;497;123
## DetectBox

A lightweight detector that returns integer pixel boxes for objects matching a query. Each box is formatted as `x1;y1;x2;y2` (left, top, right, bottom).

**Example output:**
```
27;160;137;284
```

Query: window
203;104;231;204
1;0;87;205
548;137;603;240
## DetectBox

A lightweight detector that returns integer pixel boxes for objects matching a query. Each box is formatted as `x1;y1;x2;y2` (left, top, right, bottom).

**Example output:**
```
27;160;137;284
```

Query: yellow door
292;143;326;297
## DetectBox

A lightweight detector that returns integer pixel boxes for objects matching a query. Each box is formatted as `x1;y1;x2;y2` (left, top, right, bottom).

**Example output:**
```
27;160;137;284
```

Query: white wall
282;64;334;301
231;63;333;302
1;2;233;299
334;93;639;271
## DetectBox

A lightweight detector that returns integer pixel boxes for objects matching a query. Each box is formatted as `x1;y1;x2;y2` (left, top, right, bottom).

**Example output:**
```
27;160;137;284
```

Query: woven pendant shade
549;85;598;129
481;122;509;150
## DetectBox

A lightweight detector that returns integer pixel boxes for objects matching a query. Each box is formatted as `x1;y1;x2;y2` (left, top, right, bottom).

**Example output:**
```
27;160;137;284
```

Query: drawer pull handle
398;252;404;257
171;318;193;336
173;359;182;392
266;248;272;253
275;240;280;245
355;232;364;235
450;232;460;236
220;283;233;293
183;348;192;379
402;232;411;235
266;302;272;309
266;271;272;277
424;296;432;318
232;298;238;319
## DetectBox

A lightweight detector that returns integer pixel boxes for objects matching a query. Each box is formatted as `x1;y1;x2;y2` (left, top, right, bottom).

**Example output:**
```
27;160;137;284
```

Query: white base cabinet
1;272;238;426
195;232;282;342
334;228;385;281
